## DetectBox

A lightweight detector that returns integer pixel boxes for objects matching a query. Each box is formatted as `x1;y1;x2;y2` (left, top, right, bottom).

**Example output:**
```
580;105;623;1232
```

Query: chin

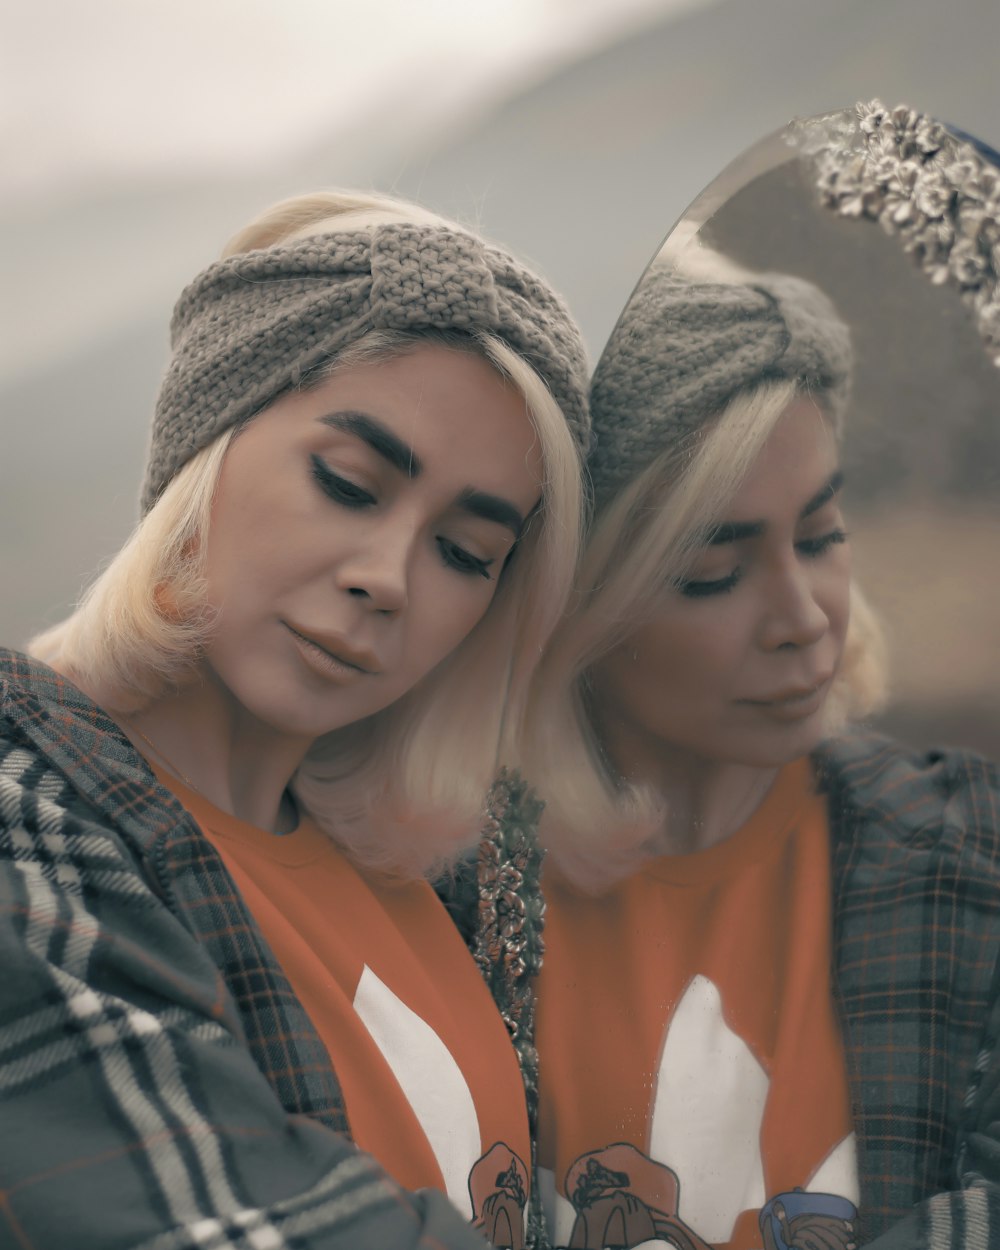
223;670;361;741
210;641;405;743
709;718;822;772
759;721;829;767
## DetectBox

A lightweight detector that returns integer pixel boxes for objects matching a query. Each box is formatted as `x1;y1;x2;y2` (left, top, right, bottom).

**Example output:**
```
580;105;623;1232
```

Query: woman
520;262;1000;1250
0;190;588;1249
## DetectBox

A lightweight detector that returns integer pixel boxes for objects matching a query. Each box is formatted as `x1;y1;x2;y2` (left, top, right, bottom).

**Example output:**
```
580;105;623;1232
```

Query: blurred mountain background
3;0;999;750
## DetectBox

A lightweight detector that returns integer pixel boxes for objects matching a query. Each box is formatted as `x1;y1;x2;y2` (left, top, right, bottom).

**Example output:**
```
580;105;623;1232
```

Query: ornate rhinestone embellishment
795;100;1000;366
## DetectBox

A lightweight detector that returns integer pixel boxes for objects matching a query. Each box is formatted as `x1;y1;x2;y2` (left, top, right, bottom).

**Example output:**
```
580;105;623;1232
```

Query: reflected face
200;343;543;741
590;398;851;772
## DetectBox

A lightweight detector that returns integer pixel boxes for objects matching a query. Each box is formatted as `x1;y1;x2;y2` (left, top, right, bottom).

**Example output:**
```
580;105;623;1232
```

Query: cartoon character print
759;1191;857;1250
352;967;531;1234
556;1144;857;1250
562;1143;710;1250
469;1142;530;1250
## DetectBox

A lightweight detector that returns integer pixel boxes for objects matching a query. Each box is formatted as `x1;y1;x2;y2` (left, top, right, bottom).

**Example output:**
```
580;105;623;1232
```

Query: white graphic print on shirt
540;975;858;1250
354;965;529;1247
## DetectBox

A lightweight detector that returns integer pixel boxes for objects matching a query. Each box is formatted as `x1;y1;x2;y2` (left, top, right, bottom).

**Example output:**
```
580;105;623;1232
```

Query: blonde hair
30;432;235;709
522;378;888;890
30;190;585;877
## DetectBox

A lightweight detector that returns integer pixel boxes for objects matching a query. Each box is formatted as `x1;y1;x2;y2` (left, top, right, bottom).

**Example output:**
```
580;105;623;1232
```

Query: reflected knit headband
142;222;591;513
588;267;852;508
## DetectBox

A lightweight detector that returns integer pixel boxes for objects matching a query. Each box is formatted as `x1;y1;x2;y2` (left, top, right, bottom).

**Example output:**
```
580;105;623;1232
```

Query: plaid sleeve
916;949;1000;1250
0;744;488;1250
858;982;1000;1250
829;739;1000;1250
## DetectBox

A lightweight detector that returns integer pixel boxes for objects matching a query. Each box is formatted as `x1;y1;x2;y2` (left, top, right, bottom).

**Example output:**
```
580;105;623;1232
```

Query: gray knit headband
588;268;852;508
142;222;590;512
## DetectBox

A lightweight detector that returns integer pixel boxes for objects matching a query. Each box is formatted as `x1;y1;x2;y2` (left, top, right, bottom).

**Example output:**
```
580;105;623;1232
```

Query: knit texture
143;223;590;512
588;268;852;507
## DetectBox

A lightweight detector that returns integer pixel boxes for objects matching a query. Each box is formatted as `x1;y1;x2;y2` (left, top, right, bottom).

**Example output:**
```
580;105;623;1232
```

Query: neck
113;667;312;833
595;711;779;856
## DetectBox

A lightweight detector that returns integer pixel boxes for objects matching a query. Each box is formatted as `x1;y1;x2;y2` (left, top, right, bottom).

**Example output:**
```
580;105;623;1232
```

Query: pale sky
1;0;705;379
2;0;699;202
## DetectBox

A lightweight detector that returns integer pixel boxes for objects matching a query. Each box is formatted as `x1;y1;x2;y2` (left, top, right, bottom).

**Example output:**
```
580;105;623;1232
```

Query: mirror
598;101;1000;758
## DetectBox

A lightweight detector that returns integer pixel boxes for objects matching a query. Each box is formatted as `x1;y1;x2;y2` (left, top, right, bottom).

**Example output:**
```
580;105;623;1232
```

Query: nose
757;561;829;652
335;524;411;615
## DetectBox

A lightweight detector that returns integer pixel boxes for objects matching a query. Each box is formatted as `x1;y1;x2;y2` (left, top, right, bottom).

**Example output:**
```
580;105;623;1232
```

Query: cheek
634;612;747;690
204;518;287;604
409;573;500;665
821;558;853;641
206;489;328;603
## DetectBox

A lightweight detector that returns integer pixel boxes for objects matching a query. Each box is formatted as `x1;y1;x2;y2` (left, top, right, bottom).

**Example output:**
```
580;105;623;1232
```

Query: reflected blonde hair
30;190;585;877
521;378;887;890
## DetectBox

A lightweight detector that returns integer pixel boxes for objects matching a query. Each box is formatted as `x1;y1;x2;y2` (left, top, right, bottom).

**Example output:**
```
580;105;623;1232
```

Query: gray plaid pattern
815;735;1000;1248
0;649;490;1249
444;732;1000;1250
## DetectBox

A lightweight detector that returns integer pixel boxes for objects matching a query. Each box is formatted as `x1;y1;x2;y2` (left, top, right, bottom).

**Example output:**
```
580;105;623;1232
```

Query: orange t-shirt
154;768;530;1245
536;758;858;1250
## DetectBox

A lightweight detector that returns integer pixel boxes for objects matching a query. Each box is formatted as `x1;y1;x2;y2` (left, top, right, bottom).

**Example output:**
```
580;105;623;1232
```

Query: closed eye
437;537;495;580
796;529;847;558
312;453;498;580
311;455;375;509
676;569;742;598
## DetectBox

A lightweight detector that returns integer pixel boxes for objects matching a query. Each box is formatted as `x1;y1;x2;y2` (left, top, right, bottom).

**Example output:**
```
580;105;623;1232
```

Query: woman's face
200;343;544;742
590;397;851;774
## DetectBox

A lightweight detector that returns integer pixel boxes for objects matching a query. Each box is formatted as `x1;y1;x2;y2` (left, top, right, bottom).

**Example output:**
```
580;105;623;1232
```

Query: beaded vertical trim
793;99;1000;366
472;768;548;1248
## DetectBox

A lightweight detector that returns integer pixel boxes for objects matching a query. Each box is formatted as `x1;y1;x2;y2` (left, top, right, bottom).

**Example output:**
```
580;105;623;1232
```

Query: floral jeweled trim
473;768;548;1247
793;99;1000;366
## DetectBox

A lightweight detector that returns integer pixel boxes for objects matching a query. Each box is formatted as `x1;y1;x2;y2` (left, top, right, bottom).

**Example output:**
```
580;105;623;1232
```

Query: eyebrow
318;411;423;478
801;469;844;518
705;470;844;546
455;488;527;538
318;410;527;536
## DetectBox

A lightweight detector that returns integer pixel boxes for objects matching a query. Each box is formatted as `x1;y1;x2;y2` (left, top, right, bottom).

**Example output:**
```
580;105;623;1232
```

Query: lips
749;687;824;706
285;623;379;675
738;674;833;719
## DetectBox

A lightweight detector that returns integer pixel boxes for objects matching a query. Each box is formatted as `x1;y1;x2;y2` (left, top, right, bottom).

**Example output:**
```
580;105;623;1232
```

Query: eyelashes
795;529;848;557
676;529;849;599
678;569;742;599
310;455;375;509
310;455;495;580
436;540;494;580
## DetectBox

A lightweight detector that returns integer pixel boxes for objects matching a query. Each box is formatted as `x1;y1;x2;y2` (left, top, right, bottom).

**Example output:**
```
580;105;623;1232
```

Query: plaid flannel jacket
813;732;1000;1250
442;728;1000;1250
0;648;491;1250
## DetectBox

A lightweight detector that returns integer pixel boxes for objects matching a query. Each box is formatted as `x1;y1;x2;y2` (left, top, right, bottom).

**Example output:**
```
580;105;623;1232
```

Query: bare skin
589;398;851;854
117;344;543;832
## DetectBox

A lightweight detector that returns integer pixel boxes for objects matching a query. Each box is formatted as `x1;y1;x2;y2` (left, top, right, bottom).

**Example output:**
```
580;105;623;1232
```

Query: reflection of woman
0;191;588;1248
523;265;1000;1250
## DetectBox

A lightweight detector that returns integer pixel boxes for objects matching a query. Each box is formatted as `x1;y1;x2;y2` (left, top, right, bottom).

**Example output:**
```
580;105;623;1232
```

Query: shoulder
814;728;1000;860
0;647;192;859
1;646;66;714
0;646;105;748
814;729;998;800
1;645;122;798
0;648;80;780
0;677;164;932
